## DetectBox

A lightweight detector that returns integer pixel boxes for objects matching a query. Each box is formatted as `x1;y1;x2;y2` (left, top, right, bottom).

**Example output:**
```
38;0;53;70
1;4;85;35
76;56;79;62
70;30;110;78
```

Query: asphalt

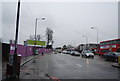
19;53;119;79
46;53;118;79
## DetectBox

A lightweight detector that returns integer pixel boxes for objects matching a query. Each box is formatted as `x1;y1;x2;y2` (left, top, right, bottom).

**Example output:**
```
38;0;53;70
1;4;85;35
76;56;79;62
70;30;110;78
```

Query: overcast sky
1;0;119;47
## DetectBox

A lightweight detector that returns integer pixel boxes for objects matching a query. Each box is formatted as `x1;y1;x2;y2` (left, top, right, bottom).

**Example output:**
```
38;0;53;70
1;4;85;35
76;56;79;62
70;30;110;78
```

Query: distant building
75;43;99;53
87;43;99;50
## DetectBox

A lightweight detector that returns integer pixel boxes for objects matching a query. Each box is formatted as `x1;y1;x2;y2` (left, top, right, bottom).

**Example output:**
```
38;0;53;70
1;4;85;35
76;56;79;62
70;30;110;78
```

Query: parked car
66;51;71;54
62;50;67;54
74;51;80;56
103;52;120;62
70;51;75;55
71;51;80;56
54;51;58;54
81;50;94;58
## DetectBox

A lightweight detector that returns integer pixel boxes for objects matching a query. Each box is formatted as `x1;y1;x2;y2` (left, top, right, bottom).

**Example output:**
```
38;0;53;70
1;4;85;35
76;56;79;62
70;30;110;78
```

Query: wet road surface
20;53;118;79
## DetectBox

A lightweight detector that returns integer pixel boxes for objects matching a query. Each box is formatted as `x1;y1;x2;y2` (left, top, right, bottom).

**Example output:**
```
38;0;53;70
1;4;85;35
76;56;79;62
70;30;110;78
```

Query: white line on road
45;57;48;73
76;64;82;67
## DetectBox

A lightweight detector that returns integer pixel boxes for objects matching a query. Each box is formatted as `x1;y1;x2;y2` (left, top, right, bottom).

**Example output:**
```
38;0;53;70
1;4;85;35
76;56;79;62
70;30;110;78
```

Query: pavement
20;55;36;67
2;54;49;80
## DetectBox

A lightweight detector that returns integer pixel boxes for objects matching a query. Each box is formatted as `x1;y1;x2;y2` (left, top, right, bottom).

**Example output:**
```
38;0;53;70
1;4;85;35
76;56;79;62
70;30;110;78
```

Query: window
101;49;109;53
100;42;103;45
112;40;117;44
109;41;112;44
117;48;120;52
118;40;120;44
106;42;110;45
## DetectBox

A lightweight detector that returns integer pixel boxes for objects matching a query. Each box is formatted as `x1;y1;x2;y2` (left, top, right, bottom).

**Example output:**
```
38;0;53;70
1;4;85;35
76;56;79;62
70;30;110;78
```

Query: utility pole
91;26;99;44
13;0;21;78
83;35;88;50
33;18;45;63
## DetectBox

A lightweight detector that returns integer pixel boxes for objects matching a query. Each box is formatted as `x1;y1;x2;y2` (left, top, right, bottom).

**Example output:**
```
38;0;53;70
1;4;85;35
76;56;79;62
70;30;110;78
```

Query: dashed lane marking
76;64;82;67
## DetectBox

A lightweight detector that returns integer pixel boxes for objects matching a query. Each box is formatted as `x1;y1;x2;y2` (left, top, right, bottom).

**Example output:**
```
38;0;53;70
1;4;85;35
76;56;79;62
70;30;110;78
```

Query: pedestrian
42;52;44;55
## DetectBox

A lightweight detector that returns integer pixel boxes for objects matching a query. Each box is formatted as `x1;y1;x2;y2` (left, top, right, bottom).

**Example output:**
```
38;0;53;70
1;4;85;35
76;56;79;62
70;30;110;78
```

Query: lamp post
91;26;99;55
33;17;45;62
91;26;99;44
13;0;21;78
83;35;88;50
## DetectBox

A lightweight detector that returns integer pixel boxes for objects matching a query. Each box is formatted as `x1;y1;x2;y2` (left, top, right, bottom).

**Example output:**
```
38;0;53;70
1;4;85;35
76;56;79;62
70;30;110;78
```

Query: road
20;53;118;79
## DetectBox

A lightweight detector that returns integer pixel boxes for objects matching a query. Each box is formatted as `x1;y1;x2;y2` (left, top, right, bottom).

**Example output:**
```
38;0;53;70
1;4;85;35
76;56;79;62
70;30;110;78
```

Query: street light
33;17;45;62
91;26;99;55
35;17;45;42
83;35;88;50
13;0;21;78
91;26;99;44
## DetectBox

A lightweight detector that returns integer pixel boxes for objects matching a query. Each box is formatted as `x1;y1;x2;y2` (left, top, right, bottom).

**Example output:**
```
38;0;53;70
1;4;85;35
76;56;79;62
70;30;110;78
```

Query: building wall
79;43;98;51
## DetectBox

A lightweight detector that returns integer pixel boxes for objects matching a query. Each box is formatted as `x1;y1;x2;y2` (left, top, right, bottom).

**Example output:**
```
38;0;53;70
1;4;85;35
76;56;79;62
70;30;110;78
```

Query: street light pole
13;0;21;78
91;26;99;44
33;18;45;62
91;26;99;55
83;35;88;50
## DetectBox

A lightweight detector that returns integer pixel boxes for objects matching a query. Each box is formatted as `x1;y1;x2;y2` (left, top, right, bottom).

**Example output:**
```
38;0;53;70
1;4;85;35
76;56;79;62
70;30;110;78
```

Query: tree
29;34;41;41
36;35;41;41
63;45;67;50
46;27;53;46
30;35;35;40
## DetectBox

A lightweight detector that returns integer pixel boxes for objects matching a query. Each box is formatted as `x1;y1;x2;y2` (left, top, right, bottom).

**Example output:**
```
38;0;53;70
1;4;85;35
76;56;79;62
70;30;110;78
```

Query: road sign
27;40;46;46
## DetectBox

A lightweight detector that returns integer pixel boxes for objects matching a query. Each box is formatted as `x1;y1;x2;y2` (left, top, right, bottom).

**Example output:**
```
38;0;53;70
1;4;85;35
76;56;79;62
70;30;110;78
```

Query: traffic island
112;56;120;68
112;63;120;68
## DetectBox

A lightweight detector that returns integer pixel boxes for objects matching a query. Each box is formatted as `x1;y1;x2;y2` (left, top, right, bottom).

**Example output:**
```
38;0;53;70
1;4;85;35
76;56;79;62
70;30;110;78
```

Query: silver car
81;50;94;58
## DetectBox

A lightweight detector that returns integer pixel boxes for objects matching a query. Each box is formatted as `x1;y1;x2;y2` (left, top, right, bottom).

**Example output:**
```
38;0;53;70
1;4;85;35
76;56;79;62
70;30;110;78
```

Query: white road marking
76;64;82;67
46;58;48;72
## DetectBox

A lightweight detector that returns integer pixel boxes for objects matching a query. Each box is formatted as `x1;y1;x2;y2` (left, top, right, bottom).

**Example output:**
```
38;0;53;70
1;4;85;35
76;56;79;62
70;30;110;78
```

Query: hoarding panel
27;40;46;46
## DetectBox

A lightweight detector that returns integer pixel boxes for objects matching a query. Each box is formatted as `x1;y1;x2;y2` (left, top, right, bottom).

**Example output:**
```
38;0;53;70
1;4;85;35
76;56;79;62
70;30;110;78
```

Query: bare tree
37;35;41;41
29;34;41;41
46;27;53;45
30;35;35;40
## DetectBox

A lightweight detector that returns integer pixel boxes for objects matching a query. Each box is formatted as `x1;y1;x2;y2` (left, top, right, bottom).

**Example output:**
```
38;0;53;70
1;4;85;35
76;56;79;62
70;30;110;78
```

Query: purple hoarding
10;44;53;57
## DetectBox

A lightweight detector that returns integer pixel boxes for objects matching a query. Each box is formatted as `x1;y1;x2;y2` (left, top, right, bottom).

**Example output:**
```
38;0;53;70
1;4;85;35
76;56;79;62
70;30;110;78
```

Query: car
66;51;71;54
81;50;94;58
54;51;58;54
71;51;80;56
62;50;67;54
74;51;80;56
58;51;61;53
103;52;120;62
70;51;75;55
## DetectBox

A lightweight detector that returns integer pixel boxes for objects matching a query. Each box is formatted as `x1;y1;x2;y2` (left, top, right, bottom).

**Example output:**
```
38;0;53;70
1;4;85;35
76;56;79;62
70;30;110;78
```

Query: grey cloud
2;2;118;47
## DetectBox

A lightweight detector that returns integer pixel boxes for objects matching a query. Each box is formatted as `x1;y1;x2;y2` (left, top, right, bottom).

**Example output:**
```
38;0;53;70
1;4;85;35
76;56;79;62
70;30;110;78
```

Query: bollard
118;56;120;65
